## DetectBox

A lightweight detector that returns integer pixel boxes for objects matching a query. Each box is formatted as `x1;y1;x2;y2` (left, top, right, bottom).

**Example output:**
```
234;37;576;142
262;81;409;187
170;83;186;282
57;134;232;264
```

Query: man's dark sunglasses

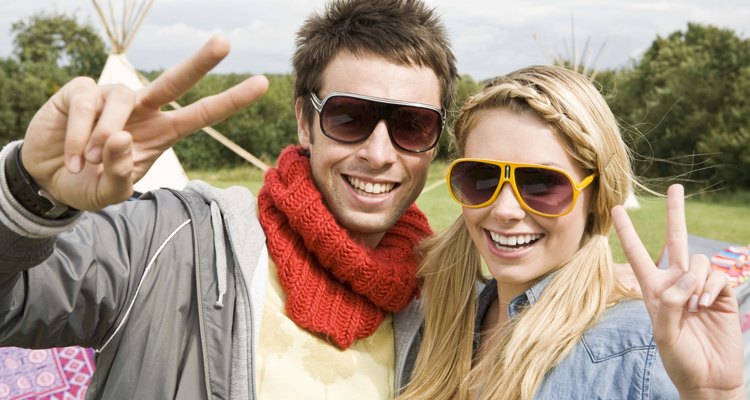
310;92;445;153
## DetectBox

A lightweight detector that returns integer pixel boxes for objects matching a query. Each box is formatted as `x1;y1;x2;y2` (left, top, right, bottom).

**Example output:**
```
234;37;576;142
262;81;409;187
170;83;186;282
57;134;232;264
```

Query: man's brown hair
293;0;458;123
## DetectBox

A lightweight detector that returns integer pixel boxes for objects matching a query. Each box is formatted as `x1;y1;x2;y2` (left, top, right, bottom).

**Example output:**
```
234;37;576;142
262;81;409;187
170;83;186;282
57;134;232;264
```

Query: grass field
188;162;750;263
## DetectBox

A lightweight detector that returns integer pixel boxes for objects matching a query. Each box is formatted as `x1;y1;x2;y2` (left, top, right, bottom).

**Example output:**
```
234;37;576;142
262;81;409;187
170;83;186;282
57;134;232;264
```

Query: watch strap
4;145;79;219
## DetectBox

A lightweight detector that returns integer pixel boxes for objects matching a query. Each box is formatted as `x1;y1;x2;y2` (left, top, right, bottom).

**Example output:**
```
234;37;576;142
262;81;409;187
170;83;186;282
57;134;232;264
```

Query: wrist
4;144;79;219
679;387;745;400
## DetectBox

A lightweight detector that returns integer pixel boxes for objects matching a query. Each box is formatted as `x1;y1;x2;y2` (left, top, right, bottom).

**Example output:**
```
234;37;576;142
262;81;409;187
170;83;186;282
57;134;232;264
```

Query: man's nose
356;120;398;168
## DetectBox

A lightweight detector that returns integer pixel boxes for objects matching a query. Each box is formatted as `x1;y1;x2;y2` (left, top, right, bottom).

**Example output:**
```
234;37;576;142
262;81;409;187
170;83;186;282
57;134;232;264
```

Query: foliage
11;12;107;77
0;57;74;145
0;13;106;145
171;73;297;169
697;64;750;189
607;23;750;190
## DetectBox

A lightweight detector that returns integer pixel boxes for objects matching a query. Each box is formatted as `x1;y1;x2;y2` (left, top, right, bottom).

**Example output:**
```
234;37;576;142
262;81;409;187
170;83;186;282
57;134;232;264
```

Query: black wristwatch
4;145;79;219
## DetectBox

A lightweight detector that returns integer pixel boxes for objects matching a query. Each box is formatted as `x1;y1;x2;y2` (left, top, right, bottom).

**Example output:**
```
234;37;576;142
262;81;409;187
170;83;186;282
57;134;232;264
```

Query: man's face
296;52;441;248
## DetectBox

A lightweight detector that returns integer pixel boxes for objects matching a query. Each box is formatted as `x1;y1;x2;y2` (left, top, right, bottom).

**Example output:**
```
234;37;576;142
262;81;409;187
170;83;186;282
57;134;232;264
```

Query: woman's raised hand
612;184;744;400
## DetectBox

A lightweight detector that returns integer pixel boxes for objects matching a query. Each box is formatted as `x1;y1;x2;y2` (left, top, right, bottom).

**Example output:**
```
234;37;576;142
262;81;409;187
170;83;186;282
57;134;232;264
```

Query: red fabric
258;146;431;349
0;346;95;399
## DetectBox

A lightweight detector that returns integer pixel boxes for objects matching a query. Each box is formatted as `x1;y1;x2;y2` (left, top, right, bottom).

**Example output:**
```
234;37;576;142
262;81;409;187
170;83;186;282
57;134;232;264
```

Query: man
0;0;457;398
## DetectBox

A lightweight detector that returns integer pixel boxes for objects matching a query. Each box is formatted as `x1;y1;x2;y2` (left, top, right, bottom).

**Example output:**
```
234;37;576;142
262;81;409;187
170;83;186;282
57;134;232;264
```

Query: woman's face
461;108;593;298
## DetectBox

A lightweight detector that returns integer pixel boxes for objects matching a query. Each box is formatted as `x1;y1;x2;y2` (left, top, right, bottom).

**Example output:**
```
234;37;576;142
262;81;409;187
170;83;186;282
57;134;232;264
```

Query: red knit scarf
257;146;432;349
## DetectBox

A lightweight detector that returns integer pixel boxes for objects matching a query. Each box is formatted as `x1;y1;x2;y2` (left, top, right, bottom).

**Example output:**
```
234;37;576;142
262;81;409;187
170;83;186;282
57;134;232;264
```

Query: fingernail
86;146;102;162
699;293;712;307
68;155;82;173
688;294;699;313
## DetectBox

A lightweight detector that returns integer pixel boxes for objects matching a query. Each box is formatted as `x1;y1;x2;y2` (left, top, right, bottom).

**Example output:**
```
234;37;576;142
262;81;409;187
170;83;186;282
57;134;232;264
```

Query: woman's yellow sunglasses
446;158;597;217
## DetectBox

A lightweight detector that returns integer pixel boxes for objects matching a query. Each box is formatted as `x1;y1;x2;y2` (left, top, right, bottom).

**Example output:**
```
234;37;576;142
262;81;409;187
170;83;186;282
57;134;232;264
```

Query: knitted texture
257;146;432;349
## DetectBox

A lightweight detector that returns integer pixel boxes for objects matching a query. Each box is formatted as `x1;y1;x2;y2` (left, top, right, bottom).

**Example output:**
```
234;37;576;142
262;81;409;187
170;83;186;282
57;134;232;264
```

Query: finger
84;84;137;164
665;184;689;271
57;77;100;173
686;253;711;312
139;35;231;110
98;130;134;206
653;272;697;346
698;269;730;309
170;74;269;138
612;205;657;287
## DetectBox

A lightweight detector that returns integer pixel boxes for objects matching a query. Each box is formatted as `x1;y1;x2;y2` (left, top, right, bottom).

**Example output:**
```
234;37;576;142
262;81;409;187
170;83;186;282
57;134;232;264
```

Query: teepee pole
107;0;122;52
92;0;120;53
167;101;270;171
122;0;131;43
122;0;154;54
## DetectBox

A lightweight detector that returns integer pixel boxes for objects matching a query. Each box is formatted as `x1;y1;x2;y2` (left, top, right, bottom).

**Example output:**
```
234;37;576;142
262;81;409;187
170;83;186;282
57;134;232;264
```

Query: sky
1;0;748;81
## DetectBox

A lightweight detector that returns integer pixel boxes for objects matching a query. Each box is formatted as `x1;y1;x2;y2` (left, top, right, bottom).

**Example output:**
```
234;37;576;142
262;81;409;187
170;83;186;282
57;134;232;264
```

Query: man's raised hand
21;35;268;211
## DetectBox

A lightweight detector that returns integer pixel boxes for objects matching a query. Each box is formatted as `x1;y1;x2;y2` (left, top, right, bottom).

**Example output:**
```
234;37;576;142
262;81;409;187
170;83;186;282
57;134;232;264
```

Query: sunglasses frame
446;158;598;217
309;91;445;153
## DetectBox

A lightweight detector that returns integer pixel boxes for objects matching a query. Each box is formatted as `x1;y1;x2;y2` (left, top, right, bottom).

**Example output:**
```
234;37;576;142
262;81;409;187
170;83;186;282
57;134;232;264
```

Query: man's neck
349;231;386;249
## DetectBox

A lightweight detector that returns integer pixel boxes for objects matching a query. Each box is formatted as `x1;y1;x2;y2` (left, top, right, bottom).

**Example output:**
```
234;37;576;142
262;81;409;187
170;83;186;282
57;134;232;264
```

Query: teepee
93;0;189;193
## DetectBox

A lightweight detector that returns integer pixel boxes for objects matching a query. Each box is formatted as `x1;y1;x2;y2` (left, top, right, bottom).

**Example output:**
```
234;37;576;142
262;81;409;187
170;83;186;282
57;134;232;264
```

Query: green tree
609;23;750;190
698;64;750;188
11;12;107;77
1;13;108;144
0;59;70;142
173;73;297;169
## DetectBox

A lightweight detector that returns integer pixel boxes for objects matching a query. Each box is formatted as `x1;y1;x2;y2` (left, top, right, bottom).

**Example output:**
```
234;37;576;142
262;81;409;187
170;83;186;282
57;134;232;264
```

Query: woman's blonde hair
400;65;636;400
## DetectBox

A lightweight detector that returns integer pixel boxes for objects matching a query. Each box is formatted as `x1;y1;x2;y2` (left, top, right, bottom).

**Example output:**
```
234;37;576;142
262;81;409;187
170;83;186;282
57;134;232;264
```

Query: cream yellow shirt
257;261;396;399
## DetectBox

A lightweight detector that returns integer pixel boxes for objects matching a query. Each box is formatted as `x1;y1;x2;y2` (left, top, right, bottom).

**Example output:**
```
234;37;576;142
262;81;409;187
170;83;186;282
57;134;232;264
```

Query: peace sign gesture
20;35;268;211
612;184;745;399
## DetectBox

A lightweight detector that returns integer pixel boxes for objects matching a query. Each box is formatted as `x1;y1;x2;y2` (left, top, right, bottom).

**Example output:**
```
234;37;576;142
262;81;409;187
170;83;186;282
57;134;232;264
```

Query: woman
400;65;744;399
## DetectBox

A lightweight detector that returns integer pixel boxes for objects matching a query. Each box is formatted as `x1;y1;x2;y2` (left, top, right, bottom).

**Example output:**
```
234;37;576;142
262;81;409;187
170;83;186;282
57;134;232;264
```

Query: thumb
98;131;135;206
653;272;697;346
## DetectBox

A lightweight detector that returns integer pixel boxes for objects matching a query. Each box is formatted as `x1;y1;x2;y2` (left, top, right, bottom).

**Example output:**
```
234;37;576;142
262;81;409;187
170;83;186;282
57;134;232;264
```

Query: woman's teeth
489;232;542;250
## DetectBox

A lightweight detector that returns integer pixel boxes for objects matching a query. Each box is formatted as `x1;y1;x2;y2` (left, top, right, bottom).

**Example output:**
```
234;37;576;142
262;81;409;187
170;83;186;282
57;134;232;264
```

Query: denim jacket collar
474;273;555;351
477;272;556;321
508;273;555;318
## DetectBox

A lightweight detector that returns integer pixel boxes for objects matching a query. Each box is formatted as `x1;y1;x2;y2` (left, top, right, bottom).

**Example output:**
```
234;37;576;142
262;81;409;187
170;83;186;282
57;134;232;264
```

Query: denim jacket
475;276;679;399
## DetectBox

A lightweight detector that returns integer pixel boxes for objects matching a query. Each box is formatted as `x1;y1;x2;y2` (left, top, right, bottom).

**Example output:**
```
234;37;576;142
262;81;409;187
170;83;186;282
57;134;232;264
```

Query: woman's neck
476;280;531;358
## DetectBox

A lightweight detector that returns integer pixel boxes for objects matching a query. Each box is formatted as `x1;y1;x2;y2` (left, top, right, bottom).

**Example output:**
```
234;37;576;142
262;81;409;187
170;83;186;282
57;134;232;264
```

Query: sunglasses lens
515;168;574;215
389;106;441;152
320;96;378;142
449;161;502;206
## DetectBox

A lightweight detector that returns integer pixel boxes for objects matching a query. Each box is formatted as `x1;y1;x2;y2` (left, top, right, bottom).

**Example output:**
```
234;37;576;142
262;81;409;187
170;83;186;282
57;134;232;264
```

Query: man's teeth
347;176;395;194
489;232;542;247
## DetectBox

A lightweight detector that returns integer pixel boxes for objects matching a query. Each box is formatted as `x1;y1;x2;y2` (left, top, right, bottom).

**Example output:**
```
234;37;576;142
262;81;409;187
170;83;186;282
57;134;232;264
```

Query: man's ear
429;146;439;161
295;97;312;149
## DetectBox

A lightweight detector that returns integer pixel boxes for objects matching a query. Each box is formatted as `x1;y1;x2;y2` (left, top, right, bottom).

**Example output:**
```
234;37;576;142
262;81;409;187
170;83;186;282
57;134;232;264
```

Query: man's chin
344;216;394;233
337;211;400;244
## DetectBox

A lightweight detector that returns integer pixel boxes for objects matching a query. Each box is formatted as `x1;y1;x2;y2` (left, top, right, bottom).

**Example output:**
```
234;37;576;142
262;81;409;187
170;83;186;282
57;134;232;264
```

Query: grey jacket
0;142;423;399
